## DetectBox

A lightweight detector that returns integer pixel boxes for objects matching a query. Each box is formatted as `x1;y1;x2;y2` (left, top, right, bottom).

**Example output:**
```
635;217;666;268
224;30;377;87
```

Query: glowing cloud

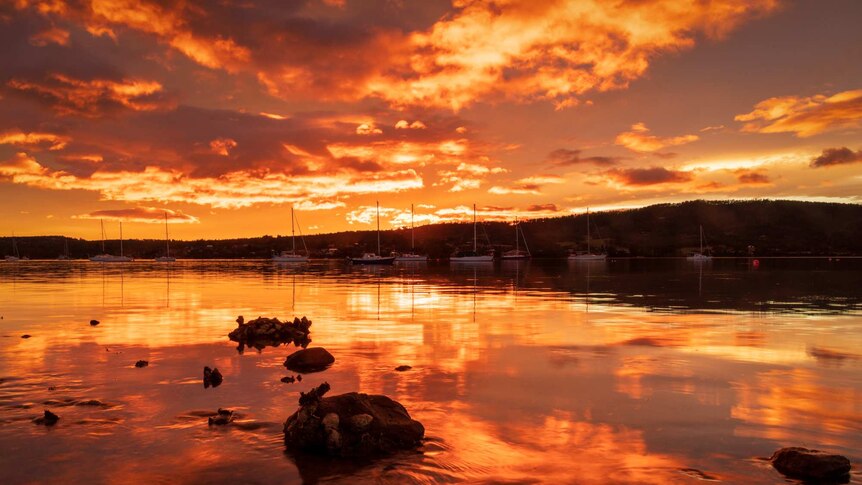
7;74;168;117
0;130;69;150
615;123;699;153
736;89;862;137
0;153;423;209
604;167;693;186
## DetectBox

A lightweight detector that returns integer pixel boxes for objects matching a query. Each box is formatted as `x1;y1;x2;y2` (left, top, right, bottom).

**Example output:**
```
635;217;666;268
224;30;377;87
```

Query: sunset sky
1;0;861;239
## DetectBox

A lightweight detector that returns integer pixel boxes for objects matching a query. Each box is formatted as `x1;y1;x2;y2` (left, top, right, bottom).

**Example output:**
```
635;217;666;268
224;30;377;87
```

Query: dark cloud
810;147;862;168
527;203;558;212
547;148;621;166
75;207;199;223
736;171;771;184
605;167;692;186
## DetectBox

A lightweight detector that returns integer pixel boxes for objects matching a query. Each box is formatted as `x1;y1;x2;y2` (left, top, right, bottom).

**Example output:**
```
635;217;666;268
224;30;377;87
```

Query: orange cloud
735;170;771;185
7;73;168;117
615;123;699;153
547;149;621;167
74;206;199;223
347;203;568;226
365;0;779;109
28;26;69;46
0;152;423;209
209;138;237;156
735;89;862;137
437;162;508;192
0;130;69;150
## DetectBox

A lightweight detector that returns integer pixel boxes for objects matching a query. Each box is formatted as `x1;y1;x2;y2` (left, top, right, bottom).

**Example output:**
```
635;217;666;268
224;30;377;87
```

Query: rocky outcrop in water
283;348;334;373
208;408;234;426
229;315;312;352
771;447;851;482
283;382;424;457
134;360;148;368
90;319;100;326
395;365;412;372
203;366;223;388
33;410;59;426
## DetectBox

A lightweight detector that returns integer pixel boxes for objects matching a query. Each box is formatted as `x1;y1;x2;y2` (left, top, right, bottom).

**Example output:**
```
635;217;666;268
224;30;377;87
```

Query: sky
1;0;861;240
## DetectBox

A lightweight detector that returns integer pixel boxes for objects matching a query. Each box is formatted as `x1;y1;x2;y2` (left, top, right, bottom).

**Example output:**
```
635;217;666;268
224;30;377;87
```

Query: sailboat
155;212;176;262
273;206;309;263
4;233;20;261
90;220;133;262
351;201;396;265
451;204;494;262
686;225;712;261
568;208;606;261
501;219;530;260
57;238;70;260
395;204;428;262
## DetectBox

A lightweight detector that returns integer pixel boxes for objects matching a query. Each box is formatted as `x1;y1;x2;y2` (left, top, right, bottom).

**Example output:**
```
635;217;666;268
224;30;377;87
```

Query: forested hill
4;200;862;259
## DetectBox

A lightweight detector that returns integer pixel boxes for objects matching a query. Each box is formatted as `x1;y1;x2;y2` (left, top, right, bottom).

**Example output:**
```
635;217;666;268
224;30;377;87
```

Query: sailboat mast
120;222;124;257
291;206;296;253
376;201;381;256
411;203;415;250
473;203;477;252
699;225;704;253
100;219;106;253
515;219;519;252
164;212;170;257
586;208;591;254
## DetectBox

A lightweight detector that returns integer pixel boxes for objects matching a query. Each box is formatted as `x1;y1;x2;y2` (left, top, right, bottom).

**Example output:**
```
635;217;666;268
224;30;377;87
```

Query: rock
284;348;335;373
297;374;302;382
283;382;424;457
21;334;31;339
281;376;296;383
771;447;851;481
395;365;412;372
203;366;223;388
208;408;234;426
89;319;100;326
349;414;373;430
228;315;312;352
134;360;149;368
34;410;60;426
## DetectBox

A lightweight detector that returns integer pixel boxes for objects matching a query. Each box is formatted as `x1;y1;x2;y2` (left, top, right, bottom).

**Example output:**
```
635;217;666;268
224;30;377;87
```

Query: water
0;259;860;484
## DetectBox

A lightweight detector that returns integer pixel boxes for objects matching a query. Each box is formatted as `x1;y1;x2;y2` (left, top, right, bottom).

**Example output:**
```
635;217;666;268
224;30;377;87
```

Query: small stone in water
21;334;31;339
134;360;149;368
34;410;60;426
203;366;223;388
89;319;100;326
281;376;296;383
395;365;412;372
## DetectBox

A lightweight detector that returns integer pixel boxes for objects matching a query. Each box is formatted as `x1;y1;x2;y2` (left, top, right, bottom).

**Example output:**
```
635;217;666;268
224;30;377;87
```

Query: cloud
395;120;427;130
356;123;383;135
10;0;779;110
527;203;558;212
810;147;862;167
488;175;564;195
615;123;698;152
735;89;862;137
735;170;771;184
209;138;237;156
0;152;423;209
0;130;69;150
7;73;170;117
547;148;621;167
74;206;199;223
437;162;508;192
604;167;693;186
29;26;69;46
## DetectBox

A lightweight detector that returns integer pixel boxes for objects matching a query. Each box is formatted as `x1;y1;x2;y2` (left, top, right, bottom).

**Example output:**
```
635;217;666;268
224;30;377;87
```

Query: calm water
1;259;860;484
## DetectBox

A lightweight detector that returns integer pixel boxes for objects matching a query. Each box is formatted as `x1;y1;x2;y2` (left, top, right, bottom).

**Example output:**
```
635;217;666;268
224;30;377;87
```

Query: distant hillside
3;200;862;259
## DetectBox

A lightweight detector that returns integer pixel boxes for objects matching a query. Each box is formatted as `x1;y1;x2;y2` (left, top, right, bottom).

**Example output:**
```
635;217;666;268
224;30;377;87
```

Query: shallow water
1;258;860;484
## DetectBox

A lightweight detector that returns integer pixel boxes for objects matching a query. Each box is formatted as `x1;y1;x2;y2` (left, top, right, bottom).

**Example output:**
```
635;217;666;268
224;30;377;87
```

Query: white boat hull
568;254;607;261
273;255;308;263
90;255;133;262
155;256;177;262
351;255;396;265
450;255;494;262
395;254;428;262
686;254;712;261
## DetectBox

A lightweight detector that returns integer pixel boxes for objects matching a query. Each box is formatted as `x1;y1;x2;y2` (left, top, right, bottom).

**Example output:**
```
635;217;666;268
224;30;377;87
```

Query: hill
3;200;862;259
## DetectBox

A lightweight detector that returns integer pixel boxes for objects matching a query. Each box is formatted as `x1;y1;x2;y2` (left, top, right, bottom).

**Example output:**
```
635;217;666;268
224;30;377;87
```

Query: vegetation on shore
3;200;862;259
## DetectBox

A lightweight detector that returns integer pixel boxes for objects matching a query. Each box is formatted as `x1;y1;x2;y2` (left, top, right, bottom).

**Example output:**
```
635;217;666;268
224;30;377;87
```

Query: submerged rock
21;334;31;339
134;360;149;368
203;366;223;388
771;447;851;481
228;315;312;352
283;382;424;457
395;365;412;372
281;376;296;384
208;408;234;426
284;347;335;373
34;410;60;426
89;319;100;326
